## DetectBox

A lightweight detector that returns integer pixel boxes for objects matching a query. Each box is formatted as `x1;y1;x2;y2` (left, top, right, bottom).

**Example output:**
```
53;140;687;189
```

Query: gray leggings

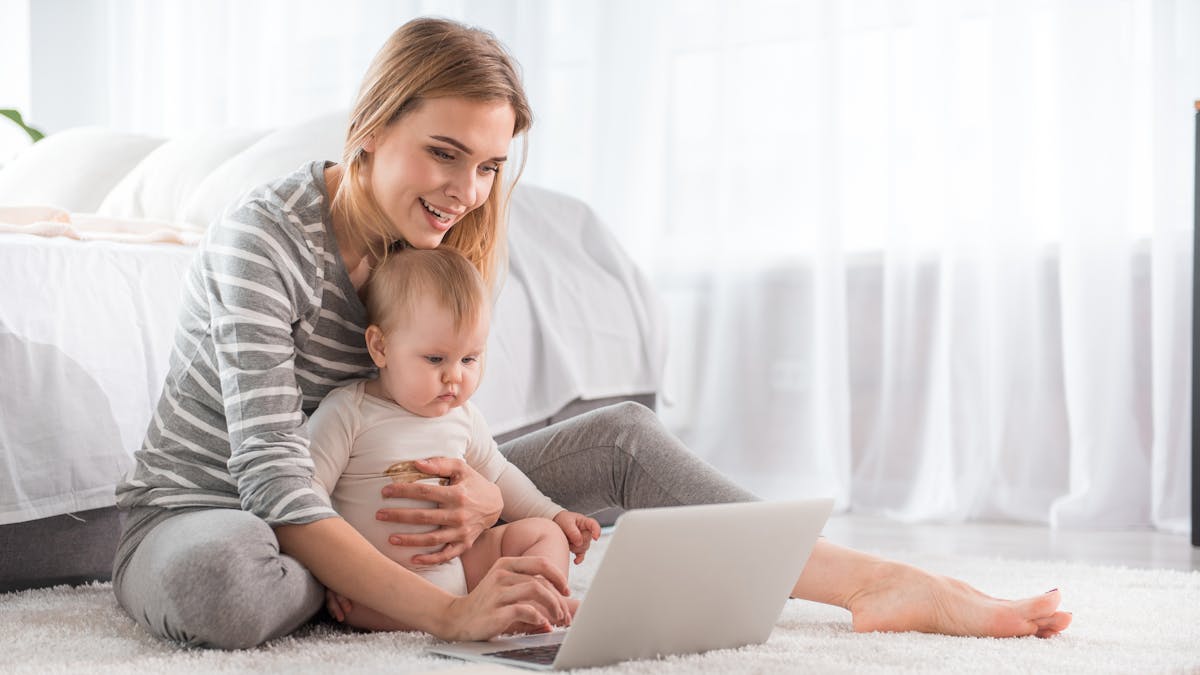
112;402;757;649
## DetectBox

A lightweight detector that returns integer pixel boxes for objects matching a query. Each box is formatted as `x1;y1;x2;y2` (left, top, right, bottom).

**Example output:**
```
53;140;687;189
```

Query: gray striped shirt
115;160;376;526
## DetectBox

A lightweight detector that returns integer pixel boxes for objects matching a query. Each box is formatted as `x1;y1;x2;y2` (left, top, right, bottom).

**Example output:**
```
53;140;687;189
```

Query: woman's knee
599;400;659;429
158;544;266;645
589;401;756;507
147;512;319;648
589;401;663;451
603;401;690;462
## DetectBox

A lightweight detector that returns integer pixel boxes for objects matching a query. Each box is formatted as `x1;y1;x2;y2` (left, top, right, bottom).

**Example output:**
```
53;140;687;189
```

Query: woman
113;17;1071;649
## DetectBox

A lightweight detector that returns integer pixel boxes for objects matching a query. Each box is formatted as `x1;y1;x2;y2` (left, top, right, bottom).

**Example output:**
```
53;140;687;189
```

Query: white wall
27;0;111;134
0;0;32;161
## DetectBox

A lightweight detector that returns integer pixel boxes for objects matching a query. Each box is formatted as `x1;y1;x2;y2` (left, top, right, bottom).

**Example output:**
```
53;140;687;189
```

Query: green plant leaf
0;109;45;142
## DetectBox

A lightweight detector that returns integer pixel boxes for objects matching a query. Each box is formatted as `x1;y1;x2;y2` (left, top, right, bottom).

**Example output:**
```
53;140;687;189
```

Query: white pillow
0;128;163;212
181;111;348;228
98;129;266;227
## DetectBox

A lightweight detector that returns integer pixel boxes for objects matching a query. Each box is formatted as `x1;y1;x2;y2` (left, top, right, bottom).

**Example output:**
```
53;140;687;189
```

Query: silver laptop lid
553;498;833;670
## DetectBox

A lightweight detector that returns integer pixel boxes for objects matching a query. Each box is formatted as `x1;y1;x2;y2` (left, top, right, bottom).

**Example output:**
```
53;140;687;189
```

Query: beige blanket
0;205;201;245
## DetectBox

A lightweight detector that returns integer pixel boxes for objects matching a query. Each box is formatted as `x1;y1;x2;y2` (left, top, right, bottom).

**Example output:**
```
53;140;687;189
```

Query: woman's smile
418;197;461;233
419;197;454;224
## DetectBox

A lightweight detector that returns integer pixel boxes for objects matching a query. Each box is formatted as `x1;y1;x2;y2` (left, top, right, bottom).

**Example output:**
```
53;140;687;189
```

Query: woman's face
362;97;516;250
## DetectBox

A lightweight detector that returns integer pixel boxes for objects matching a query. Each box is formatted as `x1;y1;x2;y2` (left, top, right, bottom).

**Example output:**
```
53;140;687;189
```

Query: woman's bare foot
792;540;1071;638
844;560;1072;638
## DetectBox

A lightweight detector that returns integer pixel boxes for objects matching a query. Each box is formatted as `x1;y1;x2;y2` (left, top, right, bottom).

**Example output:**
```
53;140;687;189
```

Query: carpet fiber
2;536;1197;674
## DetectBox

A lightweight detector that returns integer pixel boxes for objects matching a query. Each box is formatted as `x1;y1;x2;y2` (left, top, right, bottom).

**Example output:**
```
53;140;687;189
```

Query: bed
0;112;665;591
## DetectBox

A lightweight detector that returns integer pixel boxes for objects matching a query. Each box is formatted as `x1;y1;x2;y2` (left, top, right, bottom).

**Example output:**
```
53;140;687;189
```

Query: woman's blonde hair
366;246;488;336
332;17;532;290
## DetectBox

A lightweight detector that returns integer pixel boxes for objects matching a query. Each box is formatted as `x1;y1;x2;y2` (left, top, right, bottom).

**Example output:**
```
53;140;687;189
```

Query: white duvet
0;185;665;525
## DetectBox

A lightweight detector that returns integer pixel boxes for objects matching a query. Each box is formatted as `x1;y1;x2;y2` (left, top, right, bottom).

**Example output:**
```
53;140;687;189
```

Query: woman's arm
275;516;571;639
203;204;347;527
276;517;452;635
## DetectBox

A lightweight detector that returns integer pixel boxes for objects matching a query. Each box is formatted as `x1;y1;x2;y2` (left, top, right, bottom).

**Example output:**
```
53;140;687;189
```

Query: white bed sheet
0;185;665;525
0;236;193;524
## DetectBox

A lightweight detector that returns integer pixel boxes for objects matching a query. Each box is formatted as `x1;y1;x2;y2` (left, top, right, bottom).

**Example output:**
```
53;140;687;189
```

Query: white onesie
307;379;564;595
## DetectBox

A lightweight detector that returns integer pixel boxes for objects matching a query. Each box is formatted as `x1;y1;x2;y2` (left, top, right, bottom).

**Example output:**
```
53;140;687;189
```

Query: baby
307;245;600;631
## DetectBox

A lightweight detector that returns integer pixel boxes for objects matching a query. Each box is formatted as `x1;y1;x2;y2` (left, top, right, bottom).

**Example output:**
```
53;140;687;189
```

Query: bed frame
0;394;652;593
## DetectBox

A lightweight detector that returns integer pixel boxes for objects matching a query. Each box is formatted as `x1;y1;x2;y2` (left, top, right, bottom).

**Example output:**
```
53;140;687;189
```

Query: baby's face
373;295;489;418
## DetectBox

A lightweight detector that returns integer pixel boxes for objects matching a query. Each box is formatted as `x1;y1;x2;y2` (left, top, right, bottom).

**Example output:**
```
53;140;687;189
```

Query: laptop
426;498;834;671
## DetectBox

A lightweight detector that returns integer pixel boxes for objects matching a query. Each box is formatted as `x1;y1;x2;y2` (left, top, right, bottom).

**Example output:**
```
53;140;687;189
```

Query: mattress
0;185;666;525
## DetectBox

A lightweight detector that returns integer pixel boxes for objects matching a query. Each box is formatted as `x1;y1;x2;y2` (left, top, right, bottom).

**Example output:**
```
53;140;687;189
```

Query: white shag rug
2;536;1198;674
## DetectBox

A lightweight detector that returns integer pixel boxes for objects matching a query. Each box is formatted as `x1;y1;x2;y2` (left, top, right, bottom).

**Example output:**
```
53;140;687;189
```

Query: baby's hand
553;511;602;564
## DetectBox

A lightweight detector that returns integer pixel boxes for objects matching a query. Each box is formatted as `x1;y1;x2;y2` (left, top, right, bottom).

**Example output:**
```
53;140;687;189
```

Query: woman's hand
378;457;503;564
324;549;573;636
279;517;563;640
444;556;573;640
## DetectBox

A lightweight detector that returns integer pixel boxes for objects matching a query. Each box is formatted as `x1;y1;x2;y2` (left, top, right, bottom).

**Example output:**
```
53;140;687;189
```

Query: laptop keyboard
483;643;561;665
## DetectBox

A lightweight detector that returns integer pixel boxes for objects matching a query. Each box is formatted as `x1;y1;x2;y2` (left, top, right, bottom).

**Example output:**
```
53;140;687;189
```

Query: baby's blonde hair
332;17;533;292
365;245;489;335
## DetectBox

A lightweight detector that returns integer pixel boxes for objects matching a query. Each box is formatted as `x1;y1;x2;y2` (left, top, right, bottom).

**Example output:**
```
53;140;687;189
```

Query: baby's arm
307;387;387;629
463;404;560;521
306;387;358;502
464;404;600;562
486;464;600;562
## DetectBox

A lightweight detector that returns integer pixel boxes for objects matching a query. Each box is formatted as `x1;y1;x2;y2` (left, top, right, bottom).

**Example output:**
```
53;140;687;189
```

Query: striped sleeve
203;204;339;525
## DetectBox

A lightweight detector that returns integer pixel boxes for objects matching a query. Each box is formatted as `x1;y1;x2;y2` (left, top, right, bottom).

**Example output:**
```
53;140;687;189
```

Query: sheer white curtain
522;0;1200;533
60;0;1200;531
